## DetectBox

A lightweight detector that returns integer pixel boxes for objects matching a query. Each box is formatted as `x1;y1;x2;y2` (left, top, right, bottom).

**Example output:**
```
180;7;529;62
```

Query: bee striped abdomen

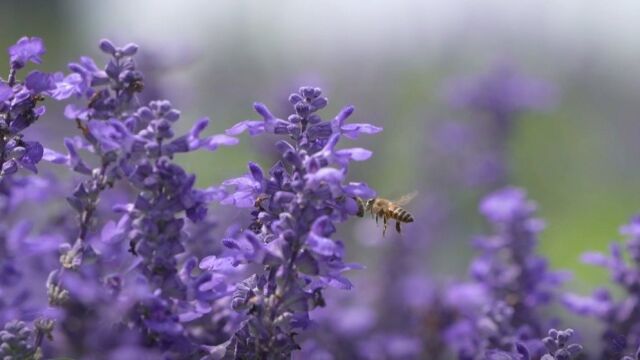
392;207;414;223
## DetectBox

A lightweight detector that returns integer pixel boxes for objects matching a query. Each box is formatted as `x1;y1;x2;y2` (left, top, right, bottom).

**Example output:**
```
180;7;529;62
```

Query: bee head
365;198;375;211
353;197;365;217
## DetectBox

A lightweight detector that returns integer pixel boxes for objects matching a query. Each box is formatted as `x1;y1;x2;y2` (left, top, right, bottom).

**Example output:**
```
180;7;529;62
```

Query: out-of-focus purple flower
444;282;491;316
0;84;12;102
564;214;640;358
357;333;423;359
0;319;53;359
0;40;68;349
207;86;380;357
622;346;640;360
446;62;556;122
445;301;527;359
433;64;557;189
42;39;238;358
540;328;583;360
473;187;566;321
1;37;61;182
8;37;45;70
446;187;568;358
479;186;540;225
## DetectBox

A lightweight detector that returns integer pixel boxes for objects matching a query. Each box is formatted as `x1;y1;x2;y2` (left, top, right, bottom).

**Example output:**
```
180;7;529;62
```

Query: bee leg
383;216;388;236
396;221;401;234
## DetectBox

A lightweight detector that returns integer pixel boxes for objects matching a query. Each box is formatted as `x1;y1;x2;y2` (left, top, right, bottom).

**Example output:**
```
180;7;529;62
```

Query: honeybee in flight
356;192;416;236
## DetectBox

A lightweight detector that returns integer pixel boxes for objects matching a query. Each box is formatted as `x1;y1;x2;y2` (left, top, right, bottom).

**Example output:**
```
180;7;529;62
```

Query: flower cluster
473;187;566;323
540;328;582;360
446;187;568;359
0;37;51;188
0;37;80;359
623;347;640;360
200;86;381;357
0;319;53;360
564;215;640;358
446;62;555;135
40;38;237;358
435;63;556;187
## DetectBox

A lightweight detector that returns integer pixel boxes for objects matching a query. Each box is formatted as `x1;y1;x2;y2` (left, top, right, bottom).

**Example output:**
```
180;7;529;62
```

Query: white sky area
72;0;640;67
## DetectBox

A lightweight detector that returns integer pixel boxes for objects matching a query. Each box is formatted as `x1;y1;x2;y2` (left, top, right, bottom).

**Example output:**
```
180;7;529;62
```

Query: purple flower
0;84;11;102
39;39;238;358
445;301;526;359
434;65;557;188
219;162;264;208
208;86;380;357
446;62;555;121
540;328;583;360
622;346;640;360
47;72;83;100
473;187;565;315
0;319;53;359
8;37;45;70
330;105;382;139
479;186;538;224
24;71;56;93
0;37;64;182
565;214;640;358
357;333;423;359
446;187;568;358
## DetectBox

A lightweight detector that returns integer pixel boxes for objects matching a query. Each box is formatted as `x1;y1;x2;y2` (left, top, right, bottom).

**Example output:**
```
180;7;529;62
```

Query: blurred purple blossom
433;63;557;189
564;214;640;358
0;37;61;183
540;328;583;360
445;62;556;125
8;37;45;70
446;187;569;359
39;38;238;358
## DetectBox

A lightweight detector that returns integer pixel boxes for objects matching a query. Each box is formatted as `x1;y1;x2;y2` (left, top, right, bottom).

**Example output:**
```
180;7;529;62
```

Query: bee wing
393;191;418;206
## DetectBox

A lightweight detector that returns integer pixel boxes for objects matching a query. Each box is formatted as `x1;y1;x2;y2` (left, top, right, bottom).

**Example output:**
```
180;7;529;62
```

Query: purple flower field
1;3;640;359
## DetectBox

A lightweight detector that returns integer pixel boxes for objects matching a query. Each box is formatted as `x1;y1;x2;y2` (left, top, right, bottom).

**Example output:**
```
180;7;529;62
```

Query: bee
254;193;270;211
356;192;416;236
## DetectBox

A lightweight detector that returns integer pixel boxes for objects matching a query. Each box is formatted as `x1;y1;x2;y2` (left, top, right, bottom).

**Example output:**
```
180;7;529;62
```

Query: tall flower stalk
0;36;73;360
564;215;640;358
42;39;237;358
200;86;381;357
441;63;556;187
0;36;54;201
445;187;568;359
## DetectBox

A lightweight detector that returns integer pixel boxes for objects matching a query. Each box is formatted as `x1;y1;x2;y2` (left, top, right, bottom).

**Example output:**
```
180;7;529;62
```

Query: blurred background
2;0;640;354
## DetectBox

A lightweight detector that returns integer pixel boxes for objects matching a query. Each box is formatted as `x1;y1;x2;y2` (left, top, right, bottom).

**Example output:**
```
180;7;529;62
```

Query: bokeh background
3;0;640;354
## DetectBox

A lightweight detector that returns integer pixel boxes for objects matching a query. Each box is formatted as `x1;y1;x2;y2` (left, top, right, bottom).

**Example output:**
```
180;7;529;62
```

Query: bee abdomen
392;207;414;223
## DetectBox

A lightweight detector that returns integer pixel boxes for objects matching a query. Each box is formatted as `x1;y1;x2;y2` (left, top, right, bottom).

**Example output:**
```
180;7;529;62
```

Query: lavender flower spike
1;37;58;182
564;214;640;358
622;346;640;360
8;37;45;70
208;86;380;357
540;328;583;360
43;39;237;358
446;187;569;359
473;187;567;331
